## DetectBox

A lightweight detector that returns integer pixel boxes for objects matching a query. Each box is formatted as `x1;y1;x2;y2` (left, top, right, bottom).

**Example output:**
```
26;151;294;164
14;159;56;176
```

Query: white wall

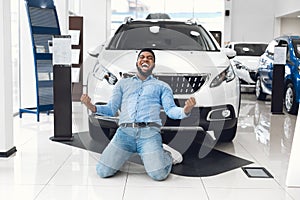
19;0;37;109
81;0;111;85
275;0;300;36
281;18;300;36
54;0;68;34
228;0;275;43
0;0;14;153
275;0;300;17
226;0;300;42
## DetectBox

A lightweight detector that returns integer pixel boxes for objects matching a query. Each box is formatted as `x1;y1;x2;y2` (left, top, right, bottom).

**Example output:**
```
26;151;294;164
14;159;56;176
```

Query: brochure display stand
69;16;83;101
271;46;286;114
50;35;73;141
20;0;60;121
51;65;73;141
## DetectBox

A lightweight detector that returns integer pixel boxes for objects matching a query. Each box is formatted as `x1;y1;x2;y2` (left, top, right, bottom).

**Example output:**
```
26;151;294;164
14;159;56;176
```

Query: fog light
207;108;232;121
222;109;231;118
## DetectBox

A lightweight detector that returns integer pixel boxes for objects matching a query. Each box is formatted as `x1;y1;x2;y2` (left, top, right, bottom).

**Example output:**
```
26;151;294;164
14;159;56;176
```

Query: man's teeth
142;63;149;68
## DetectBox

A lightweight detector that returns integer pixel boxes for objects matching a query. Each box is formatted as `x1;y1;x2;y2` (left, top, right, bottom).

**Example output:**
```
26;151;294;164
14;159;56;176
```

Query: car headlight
233;60;248;70
258;58;267;68
93;62;118;85
210;65;236;88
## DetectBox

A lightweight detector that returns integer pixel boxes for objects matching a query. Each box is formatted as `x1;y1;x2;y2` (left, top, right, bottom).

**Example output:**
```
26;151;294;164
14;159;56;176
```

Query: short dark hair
137;48;155;62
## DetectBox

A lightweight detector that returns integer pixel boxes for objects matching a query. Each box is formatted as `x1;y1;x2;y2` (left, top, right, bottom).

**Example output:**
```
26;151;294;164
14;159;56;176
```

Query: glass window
234;43;267;56
292;39;300;59
111;0;224;36
107;22;217;51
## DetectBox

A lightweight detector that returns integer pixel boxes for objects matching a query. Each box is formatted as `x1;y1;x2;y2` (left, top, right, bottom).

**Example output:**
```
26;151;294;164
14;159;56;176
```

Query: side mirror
286;59;295;66
88;44;104;57
221;48;236;59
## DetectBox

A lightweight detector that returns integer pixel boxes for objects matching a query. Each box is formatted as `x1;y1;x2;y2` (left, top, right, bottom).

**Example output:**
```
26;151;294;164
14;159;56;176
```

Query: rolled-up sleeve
161;85;189;120
95;81;123;117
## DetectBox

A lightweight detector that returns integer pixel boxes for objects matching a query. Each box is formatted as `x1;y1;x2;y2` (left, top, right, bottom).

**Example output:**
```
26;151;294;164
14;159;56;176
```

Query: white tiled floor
1;93;300;200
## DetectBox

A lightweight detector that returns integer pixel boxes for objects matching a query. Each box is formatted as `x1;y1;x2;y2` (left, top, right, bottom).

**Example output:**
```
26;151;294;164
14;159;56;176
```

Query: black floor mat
58;131;252;177
171;143;252;177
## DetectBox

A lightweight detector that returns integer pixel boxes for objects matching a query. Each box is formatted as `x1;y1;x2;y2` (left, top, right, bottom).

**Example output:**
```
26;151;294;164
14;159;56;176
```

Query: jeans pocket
139;127;160;139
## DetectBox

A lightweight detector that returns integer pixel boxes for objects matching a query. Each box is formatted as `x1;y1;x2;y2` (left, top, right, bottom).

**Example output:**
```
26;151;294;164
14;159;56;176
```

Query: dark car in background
255;35;300;115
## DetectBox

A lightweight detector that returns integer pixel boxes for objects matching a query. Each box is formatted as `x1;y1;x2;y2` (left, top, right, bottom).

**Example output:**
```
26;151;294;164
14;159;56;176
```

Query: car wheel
216;122;237;142
255;77;267;100
284;83;298;115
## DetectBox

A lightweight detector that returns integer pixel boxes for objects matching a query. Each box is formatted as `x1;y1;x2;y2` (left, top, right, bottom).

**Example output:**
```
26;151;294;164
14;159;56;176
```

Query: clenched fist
183;97;196;115
80;94;96;113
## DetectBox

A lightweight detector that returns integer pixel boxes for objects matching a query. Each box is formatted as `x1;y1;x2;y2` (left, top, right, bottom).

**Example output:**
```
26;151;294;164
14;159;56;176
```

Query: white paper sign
274;46;287;65
52;35;72;65
72;49;80;64
69;30;80;45
71;67;80;83
48;40;53;53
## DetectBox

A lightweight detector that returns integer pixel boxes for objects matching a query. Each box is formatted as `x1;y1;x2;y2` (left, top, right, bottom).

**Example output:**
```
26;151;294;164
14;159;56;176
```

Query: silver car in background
224;42;267;89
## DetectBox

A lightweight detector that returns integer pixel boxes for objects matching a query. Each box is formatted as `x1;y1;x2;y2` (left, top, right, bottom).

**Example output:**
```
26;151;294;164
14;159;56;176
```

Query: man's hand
80;94;96;113
183;97;196;115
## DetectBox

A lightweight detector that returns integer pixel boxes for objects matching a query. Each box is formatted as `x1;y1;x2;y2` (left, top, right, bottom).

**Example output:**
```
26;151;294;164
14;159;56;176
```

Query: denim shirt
95;75;188;125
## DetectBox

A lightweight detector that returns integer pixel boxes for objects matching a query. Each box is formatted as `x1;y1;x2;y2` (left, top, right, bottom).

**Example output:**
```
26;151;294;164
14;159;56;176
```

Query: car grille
122;73;208;94
154;74;208;94
249;72;256;82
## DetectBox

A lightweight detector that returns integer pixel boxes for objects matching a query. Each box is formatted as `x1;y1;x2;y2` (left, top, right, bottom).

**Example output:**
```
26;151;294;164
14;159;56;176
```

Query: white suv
87;18;240;142
224;42;267;87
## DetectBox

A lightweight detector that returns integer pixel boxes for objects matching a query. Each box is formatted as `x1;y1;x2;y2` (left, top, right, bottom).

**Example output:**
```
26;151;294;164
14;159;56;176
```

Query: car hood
233;56;260;70
98;50;230;75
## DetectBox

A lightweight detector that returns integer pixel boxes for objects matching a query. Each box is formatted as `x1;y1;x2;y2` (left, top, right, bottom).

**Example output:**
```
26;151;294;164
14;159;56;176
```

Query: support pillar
0;0;17;157
286;105;300;187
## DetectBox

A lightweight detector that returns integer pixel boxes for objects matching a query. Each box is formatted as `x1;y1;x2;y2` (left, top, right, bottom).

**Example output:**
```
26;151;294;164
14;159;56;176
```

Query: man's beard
136;64;154;77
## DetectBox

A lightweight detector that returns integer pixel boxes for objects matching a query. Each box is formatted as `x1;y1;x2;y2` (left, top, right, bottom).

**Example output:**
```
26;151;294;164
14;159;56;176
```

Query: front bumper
236;69;256;85
88;104;237;133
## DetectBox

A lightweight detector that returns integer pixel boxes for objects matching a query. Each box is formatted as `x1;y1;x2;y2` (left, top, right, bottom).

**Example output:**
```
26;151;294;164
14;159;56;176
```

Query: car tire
284;83;299;115
255;77;267;100
216;122;237;142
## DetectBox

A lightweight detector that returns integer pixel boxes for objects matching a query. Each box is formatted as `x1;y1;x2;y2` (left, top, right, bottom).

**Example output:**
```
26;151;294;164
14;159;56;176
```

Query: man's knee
96;162;117;178
147;165;171;181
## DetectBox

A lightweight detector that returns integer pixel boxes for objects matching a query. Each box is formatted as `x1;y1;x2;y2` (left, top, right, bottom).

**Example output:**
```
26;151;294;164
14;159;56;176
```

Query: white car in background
87;18;240;142
224;42;267;88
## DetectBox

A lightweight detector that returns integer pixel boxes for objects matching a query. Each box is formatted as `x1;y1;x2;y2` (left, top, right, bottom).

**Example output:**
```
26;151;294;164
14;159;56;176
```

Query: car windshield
234;43;267;56
107;22;218;51
292;39;300;58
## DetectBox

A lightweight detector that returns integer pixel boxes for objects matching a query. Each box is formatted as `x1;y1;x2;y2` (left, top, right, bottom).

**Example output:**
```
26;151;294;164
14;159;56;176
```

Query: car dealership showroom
1;0;300;199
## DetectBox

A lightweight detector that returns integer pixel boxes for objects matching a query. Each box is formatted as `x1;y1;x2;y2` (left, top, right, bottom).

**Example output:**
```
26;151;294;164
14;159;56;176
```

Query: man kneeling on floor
81;48;196;181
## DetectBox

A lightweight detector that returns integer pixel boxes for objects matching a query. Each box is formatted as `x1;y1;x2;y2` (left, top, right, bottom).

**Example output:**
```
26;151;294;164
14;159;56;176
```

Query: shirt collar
133;74;154;81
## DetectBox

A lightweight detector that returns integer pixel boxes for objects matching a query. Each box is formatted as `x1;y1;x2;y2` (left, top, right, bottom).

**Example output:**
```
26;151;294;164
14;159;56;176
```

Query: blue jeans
96;126;172;181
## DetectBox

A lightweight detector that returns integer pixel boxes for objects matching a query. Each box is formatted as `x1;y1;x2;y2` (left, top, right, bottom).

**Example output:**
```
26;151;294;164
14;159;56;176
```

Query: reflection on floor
0;93;300;200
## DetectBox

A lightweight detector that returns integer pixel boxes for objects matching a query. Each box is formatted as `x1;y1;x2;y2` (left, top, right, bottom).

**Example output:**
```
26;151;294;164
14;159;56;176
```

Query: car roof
145;13;171;19
122;17;199;26
228;41;268;45
115;18;204;34
276;35;300;40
